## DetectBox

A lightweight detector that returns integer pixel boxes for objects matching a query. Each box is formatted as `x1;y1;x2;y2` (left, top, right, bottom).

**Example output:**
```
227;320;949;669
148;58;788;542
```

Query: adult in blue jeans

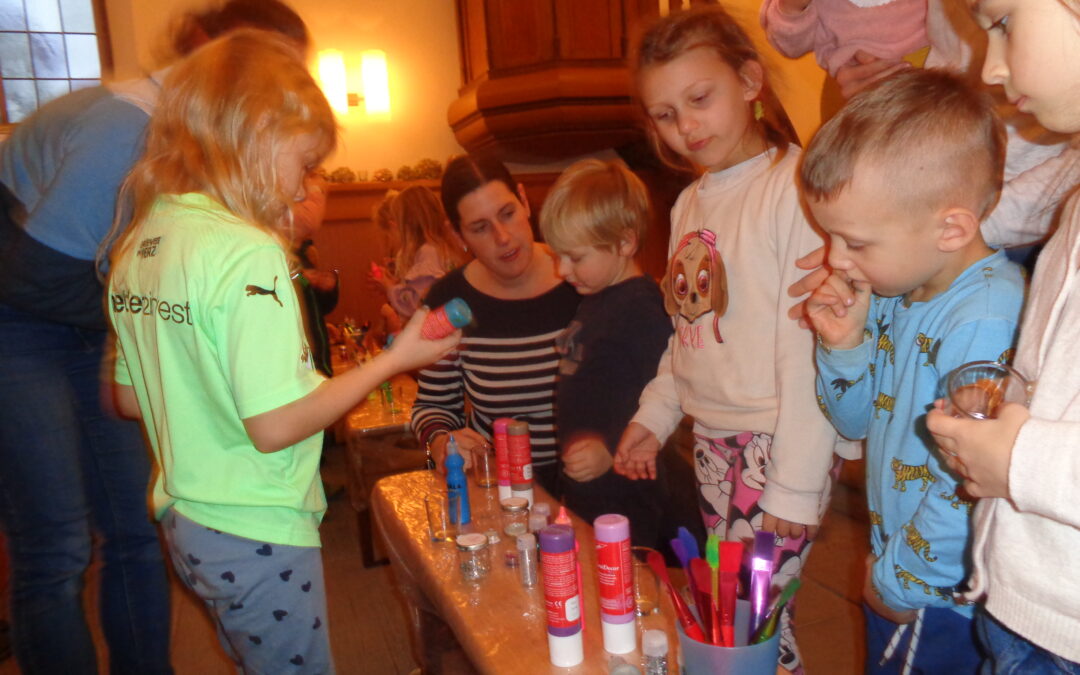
0;1;310;672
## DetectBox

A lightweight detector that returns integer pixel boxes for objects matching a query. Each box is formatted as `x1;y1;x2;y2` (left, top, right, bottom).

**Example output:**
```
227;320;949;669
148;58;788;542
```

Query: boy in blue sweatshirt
802;69;1024;673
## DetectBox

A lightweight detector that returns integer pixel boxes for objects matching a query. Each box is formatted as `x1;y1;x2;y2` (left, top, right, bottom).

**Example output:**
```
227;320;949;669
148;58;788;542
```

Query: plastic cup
631;546;661;617
425;493;451;542
472;446;498;489
676;600;779;674
947;361;1032;420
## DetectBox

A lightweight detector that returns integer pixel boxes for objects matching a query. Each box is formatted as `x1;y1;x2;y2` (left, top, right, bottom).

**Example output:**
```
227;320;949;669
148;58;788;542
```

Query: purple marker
750;530;776;635
594;514;635;654
539;524;583;667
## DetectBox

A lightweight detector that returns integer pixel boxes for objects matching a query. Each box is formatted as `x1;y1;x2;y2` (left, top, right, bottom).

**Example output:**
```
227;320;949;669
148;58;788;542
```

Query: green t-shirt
110;193;326;547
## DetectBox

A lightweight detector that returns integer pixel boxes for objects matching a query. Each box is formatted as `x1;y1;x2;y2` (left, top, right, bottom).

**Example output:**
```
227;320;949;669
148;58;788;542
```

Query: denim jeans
978;609;1080;674
0;303;172;674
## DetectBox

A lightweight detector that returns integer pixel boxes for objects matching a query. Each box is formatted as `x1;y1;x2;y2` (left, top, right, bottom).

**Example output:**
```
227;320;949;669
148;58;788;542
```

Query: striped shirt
411;267;581;472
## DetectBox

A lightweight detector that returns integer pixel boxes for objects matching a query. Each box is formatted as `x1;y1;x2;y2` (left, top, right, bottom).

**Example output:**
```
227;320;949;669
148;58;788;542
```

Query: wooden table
340;374;427;567
371;470;678;674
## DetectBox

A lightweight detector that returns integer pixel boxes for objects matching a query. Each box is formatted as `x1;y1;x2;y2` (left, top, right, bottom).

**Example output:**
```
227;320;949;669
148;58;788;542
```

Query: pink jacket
759;0;928;76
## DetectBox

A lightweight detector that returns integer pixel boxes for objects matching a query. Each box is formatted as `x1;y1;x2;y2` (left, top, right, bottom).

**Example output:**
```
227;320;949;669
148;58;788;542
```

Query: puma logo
245;276;282;307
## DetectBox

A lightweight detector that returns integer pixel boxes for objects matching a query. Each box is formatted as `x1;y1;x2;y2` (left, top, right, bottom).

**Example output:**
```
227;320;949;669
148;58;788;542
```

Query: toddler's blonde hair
539;159;650;252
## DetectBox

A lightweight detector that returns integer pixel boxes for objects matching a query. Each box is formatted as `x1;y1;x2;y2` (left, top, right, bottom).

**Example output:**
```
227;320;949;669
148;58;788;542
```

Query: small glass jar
456;533;491;581
500;497;530;537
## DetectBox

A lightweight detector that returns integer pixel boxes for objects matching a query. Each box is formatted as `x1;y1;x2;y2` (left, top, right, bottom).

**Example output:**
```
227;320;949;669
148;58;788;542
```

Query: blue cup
676;599;779;674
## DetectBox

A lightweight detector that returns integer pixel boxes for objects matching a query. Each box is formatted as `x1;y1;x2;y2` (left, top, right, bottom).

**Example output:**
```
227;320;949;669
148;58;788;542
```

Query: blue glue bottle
445;436;471;525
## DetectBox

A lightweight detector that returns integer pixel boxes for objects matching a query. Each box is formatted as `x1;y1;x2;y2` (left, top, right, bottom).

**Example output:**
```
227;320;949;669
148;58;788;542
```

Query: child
613;7;852;671
803;68;1025;672
539;159;673;548
926;1;1080;670
380;185;469;321
106;31;457;673
759;0;930;78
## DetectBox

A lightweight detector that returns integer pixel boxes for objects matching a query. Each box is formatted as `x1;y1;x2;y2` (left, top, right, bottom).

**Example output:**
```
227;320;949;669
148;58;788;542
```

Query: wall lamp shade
316;49;390;116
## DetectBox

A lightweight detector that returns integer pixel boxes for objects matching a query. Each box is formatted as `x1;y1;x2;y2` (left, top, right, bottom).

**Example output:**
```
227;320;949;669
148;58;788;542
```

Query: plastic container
642;629;668;675
493;418;514;500
594;514;635;655
539;524;583;667
456;532;491;581
507;420;534;507
444;437;471;525
676;600;779;674
517;533;538;587
421;297;472;339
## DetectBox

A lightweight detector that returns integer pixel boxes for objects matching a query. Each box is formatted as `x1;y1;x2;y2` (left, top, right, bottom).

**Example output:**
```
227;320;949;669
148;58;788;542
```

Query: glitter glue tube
539;524;583;667
445;437;471;525
594;514;635;654
555;506;584;637
492;418;513;500
507;420;534;507
421;297;472;340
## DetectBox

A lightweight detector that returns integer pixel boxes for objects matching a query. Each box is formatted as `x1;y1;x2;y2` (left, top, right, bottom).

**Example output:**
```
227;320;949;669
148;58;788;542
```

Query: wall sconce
316;49;390;116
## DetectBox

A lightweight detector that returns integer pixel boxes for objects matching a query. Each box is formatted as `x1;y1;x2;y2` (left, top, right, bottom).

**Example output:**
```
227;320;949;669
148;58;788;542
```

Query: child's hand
562;436;613;482
761;512;818;541
926;400;1027;500
863;553;918;625
613;422;661;480
382;307;459;373
806;270;871;351
786;246;830;327
836;50;910;100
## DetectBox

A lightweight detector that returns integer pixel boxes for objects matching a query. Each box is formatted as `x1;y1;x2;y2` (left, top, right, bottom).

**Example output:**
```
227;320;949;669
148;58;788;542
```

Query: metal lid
455;532;488;551
500;497;529;512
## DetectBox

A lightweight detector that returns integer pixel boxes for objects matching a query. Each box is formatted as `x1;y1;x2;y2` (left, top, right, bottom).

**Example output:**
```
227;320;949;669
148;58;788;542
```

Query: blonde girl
384;185;469;319
927;1;1080;670
613;7;852;671
107;31;457;672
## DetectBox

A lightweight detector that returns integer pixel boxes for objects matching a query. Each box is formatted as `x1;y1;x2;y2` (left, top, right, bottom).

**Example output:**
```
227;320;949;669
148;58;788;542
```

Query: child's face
639;47;762;172
810;169;948;301
276;131;323;203
456;180;535;283
975;0;1080;134
554;239;636;295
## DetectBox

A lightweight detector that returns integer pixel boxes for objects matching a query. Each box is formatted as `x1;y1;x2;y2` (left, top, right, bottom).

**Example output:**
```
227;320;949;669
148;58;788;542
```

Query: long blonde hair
108;30;336;267
390;185;467;275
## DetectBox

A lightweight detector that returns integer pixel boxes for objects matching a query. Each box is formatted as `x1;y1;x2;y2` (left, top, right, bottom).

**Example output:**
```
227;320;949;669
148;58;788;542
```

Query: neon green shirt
110;193;326;547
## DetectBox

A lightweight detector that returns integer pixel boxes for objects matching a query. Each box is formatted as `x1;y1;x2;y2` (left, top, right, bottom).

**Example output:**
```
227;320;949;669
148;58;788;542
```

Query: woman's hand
761;512;818;541
613;422;661;480
562;436;613;483
926;401;1027;500
429;428;491;473
835;51;910;100
863;554;918;624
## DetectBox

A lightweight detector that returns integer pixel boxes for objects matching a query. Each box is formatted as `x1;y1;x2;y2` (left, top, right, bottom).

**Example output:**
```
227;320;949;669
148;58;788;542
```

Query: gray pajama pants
162;508;335;674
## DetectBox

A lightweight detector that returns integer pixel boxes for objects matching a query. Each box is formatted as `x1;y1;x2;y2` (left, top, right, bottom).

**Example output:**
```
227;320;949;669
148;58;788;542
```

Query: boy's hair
112;30;336;263
391;185;467;273
634;5;799;172
539;159;650;252
440;154;518;232
801;68;1005;220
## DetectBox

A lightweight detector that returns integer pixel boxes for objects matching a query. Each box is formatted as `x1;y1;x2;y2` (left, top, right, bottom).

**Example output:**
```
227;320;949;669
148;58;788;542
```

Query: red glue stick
421;297;472;340
594;514;635;654
492;418;513;500
507;420;534;507
539;524;583;667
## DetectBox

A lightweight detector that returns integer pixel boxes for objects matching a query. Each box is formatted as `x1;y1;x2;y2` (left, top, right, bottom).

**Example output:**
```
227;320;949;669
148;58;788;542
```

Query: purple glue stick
539;524;583;667
594;514;635;654
750;530;776;635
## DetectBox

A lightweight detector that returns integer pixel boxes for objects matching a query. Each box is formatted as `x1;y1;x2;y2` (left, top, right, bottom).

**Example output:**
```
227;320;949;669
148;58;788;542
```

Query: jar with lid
500;497;530;537
456;532;491;581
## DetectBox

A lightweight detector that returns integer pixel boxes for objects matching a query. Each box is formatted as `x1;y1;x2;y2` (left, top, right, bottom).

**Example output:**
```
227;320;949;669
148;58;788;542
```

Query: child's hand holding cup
946;361;1033;420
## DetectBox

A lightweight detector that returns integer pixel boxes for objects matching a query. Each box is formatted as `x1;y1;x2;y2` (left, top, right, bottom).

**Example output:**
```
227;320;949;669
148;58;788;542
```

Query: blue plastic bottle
445;437;471;525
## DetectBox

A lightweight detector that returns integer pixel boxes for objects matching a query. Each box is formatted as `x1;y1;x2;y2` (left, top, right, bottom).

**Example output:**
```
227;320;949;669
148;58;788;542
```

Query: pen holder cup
676;600;779;675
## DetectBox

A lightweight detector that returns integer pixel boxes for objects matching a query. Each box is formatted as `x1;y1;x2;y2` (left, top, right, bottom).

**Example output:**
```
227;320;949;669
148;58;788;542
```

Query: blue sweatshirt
816;250;1024;614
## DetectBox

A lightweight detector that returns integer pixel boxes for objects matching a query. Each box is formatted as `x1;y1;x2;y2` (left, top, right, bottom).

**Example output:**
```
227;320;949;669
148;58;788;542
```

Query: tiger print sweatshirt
816;249;1023;613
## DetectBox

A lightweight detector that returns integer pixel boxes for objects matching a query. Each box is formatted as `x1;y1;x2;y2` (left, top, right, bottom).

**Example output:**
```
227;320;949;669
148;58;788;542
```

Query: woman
411;155;580;493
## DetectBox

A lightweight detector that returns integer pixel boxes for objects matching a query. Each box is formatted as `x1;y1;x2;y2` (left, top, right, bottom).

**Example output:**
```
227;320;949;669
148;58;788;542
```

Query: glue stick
539;524;583;667
507;420;534;507
492;418;513;500
594;514;635;654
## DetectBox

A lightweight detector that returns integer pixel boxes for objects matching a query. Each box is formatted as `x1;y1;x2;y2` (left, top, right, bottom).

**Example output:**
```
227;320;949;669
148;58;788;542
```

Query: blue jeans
865;604;982;674
978;609;1080;674
0;303;172;674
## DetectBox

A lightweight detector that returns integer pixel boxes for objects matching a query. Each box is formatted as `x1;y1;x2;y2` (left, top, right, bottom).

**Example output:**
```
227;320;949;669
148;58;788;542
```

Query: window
0;0;110;123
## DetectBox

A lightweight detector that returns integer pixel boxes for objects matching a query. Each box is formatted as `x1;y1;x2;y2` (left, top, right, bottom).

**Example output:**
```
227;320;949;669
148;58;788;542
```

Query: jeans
0;303;172;674
978;609;1080;674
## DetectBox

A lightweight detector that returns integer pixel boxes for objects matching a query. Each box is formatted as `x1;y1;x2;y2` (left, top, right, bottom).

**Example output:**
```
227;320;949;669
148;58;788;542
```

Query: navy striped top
411;267;581;470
